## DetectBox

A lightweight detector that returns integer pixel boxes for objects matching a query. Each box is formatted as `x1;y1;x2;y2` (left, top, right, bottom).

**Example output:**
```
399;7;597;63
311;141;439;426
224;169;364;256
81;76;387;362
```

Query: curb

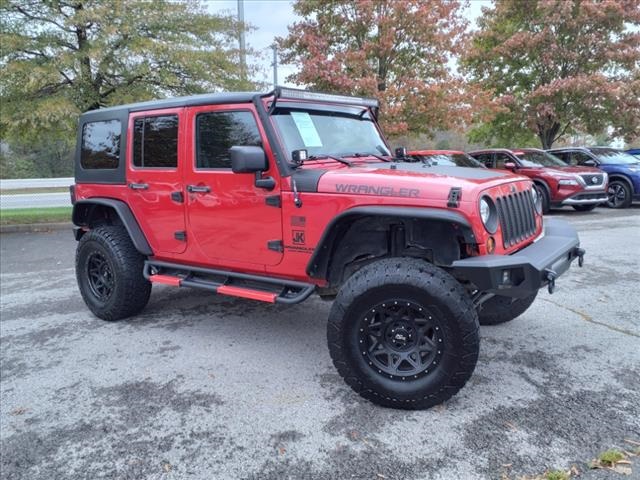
0;222;72;234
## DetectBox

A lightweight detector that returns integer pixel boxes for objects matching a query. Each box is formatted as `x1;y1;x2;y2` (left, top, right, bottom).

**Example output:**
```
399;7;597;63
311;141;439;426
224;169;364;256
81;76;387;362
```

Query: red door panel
126;108;187;254
184;104;283;267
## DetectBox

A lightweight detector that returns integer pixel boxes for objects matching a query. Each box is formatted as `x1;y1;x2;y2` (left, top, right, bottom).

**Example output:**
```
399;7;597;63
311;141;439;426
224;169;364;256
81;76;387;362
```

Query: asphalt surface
1;207;639;480
0;192;70;210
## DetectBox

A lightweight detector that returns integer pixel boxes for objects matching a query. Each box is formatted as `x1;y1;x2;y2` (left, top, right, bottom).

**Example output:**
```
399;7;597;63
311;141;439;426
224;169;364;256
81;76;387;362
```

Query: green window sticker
290;112;323;148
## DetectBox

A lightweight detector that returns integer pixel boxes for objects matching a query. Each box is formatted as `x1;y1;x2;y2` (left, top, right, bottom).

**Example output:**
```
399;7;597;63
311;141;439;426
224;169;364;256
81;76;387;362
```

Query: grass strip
0;207;72;225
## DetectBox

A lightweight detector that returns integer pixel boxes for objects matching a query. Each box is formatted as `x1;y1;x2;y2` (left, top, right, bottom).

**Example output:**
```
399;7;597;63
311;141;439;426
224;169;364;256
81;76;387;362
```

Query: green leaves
0;0;255;140
463;0;640;148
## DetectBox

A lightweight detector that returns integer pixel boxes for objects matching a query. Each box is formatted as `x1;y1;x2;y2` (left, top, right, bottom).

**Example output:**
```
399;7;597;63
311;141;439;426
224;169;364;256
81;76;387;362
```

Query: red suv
468;148;608;213
71;88;584;409
407;150;485;168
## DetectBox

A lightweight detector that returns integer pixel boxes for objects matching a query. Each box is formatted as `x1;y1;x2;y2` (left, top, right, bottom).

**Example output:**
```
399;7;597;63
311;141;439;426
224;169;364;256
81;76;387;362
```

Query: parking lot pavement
1;207;639;480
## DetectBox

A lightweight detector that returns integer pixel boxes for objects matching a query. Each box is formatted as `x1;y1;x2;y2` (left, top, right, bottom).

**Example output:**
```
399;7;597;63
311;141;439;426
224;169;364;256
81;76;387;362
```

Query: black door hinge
174;231;186;241
267;240;283;252
171;191;184;203
265;195;281;208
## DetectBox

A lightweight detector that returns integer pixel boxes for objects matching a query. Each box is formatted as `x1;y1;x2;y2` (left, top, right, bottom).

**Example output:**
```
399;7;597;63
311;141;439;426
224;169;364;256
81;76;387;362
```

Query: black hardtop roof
468;148;514;154
80;91;265;119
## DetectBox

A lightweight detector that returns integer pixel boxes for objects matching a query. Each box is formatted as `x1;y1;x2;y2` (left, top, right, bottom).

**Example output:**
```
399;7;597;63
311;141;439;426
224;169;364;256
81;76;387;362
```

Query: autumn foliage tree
277;0;494;137
463;0;640;149
0;0;254;176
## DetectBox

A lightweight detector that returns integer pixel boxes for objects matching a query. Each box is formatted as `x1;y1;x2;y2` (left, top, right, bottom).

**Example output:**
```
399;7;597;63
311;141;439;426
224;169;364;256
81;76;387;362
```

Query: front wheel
535;184;550;214
327;258;480;410
572;204;598;212
606;180;632;209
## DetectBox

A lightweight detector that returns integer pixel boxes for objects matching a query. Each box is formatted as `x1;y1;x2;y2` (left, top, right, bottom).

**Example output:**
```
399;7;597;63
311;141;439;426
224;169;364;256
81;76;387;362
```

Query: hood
540;165;601;175
314;163;529;200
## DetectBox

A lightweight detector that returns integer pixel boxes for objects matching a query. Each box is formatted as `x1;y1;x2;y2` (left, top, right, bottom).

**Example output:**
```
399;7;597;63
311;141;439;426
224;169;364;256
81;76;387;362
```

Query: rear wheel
76;226;151;321
572;204;598;212
606;180;632;209
327;258;479;410
478;292;537;326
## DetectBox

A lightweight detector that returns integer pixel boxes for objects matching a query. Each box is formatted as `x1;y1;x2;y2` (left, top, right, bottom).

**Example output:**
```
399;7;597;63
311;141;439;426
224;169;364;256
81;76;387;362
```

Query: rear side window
196;111;261;169
81;120;121;169
133;115;179;168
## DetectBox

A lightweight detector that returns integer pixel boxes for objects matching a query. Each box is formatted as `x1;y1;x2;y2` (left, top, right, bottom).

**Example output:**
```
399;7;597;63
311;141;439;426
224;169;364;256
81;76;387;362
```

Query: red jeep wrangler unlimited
72;88;584;409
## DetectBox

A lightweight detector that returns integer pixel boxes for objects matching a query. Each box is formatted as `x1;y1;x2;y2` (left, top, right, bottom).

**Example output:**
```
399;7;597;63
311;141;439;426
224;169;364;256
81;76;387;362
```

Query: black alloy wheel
86;251;115;301
606;181;631;209
358;300;445;380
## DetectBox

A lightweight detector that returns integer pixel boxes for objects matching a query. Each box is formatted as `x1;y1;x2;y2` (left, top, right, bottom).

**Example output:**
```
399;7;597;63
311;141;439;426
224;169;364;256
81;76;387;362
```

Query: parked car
548;147;640;209
71;87;584;409
467;148;607;213
627;148;640;159
407;149;485;168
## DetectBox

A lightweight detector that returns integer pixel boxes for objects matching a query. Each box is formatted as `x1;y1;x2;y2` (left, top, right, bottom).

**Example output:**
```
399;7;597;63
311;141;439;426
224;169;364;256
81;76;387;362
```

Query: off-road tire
477;292;537;326
606;180;632;209
572;204;598;212
535;184;550;214
76;226;151;321
327;258;480;410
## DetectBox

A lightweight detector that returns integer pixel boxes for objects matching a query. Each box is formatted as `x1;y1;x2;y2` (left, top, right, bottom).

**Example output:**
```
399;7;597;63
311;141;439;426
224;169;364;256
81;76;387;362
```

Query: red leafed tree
463;0;640;149
277;0;495;136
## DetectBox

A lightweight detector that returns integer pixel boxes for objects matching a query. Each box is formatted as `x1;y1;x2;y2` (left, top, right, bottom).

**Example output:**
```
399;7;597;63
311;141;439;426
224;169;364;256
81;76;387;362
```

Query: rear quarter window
80;120;121;169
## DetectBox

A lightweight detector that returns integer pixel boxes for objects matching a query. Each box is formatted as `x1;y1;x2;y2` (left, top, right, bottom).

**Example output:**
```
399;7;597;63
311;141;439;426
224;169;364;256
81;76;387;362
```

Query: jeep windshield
589;148;640;165
270;104;390;163
515;151;567;167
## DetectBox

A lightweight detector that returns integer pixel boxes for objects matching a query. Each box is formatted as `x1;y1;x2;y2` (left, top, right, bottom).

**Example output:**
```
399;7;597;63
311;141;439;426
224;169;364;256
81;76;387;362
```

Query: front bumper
560;191;607;206
452;218;584;298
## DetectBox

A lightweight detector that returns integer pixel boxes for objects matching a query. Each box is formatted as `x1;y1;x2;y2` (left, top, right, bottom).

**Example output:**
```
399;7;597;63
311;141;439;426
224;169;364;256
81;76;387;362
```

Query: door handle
187;185;211;193
129;182;149;190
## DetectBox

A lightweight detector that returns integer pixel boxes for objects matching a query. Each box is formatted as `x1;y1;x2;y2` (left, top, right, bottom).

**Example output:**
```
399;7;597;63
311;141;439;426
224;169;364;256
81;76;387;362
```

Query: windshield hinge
447;187;462;208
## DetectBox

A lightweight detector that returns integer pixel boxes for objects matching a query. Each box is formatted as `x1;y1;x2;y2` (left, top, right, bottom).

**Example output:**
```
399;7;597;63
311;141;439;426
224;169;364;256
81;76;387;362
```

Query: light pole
237;0;246;83
271;44;278;88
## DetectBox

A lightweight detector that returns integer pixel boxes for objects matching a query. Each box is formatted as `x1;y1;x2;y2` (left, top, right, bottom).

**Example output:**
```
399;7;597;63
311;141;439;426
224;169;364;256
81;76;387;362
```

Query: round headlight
480;198;491;224
531;187;542;214
479;196;498;233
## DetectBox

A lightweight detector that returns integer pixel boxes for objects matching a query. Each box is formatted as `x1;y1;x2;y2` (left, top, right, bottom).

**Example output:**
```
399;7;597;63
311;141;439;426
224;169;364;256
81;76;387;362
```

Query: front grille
572;192;607;200
579;173;604;186
496;190;537;248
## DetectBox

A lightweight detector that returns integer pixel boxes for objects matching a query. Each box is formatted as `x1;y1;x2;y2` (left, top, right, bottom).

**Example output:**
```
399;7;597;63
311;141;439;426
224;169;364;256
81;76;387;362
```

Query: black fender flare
72;198;153;255
306;206;476;280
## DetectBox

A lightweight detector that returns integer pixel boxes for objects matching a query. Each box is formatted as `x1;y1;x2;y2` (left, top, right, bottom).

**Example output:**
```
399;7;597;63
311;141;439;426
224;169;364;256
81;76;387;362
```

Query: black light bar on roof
275;87;379;108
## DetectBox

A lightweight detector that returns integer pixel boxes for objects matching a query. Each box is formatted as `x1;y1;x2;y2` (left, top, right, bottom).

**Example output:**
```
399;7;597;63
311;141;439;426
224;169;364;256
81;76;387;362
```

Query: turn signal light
486;236;496;254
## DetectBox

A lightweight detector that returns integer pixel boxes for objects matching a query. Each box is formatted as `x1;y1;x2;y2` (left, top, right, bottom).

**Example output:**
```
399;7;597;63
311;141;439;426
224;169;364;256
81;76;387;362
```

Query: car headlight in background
531;187;542;214
558;178;579;186
479;196;498;233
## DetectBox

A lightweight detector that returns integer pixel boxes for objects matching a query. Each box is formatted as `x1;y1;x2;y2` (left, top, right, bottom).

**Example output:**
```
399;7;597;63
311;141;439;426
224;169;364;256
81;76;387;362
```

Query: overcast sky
207;0;492;88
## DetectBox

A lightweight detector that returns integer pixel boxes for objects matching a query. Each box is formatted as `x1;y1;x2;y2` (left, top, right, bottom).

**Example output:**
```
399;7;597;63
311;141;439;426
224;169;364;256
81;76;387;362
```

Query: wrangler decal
334;183;420;198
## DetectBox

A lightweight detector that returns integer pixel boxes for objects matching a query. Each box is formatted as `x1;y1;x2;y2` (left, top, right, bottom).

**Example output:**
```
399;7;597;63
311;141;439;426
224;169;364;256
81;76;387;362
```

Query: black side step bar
143;260;316;305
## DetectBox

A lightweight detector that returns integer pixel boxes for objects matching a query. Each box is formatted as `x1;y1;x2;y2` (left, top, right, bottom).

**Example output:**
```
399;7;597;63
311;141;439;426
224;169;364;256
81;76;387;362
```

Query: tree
277;0;495;136
463;0;640;149
0;0;254;142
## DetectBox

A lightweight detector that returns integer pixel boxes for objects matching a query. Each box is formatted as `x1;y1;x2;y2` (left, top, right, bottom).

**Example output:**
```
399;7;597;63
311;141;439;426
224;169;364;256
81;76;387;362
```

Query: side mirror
231;146;268;173
504;162;517;170
583;159;597;167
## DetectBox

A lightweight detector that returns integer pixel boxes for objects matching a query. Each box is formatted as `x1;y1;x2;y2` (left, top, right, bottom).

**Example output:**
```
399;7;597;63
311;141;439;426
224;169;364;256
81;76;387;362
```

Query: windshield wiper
307;154;353;167
352;152;393;163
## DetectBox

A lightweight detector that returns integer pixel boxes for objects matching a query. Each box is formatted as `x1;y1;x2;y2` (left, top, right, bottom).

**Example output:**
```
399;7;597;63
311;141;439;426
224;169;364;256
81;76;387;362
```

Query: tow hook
575;247;585;267
544;269;557;294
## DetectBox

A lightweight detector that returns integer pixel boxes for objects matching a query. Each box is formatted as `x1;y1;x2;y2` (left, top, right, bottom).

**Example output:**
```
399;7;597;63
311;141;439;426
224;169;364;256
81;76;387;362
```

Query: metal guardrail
0;177;74;190
1;177;73;209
